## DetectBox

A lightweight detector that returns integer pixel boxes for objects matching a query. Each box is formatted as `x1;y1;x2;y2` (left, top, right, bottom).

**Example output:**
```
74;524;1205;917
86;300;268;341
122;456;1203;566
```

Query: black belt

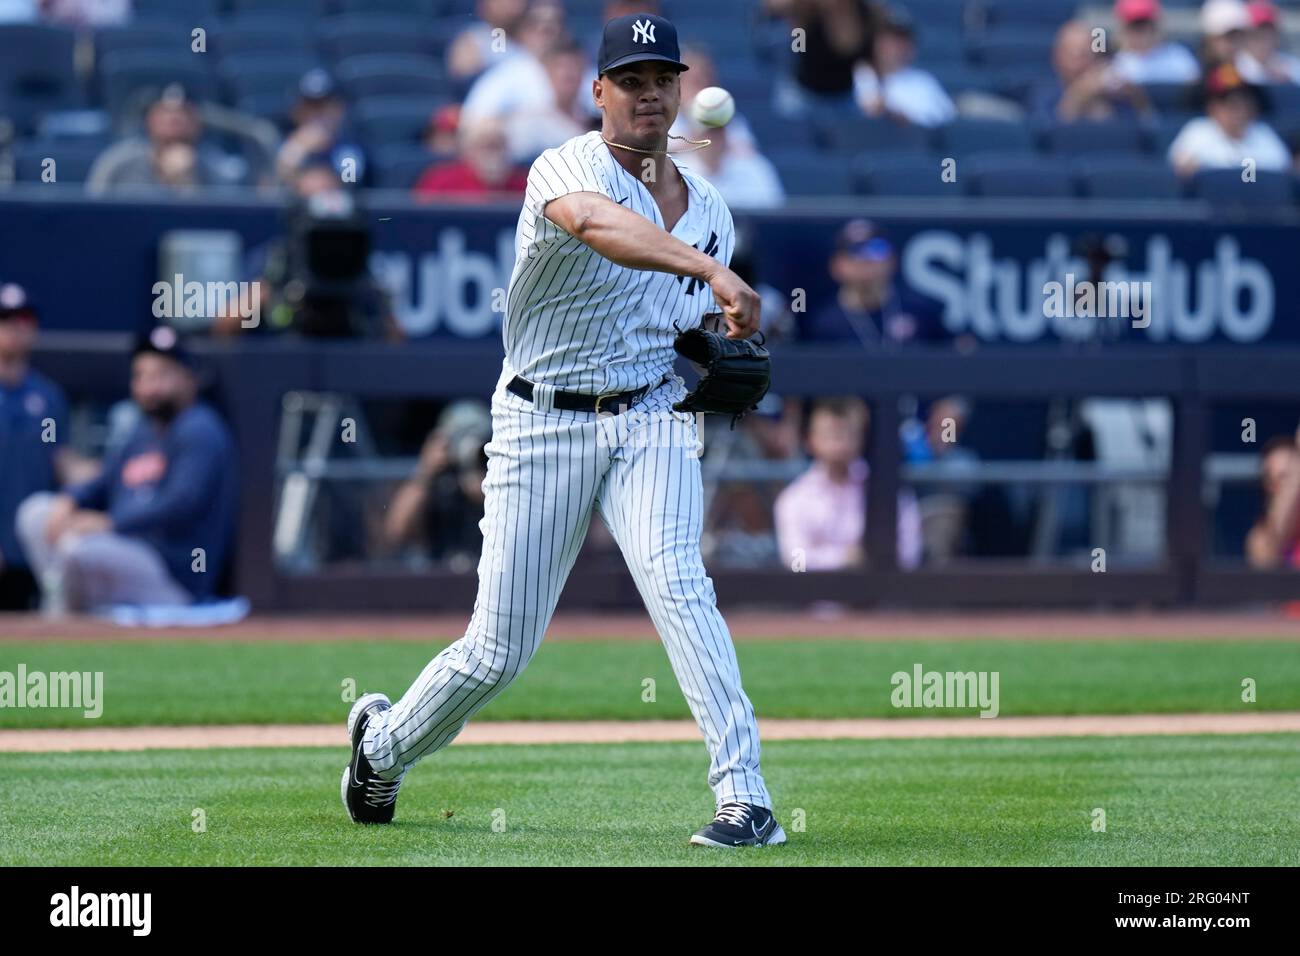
507;375;656;414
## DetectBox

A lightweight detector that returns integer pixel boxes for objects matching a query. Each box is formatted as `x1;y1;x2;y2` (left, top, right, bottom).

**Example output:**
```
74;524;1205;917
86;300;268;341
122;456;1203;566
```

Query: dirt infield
3;609;1300;642
3;711;1298;753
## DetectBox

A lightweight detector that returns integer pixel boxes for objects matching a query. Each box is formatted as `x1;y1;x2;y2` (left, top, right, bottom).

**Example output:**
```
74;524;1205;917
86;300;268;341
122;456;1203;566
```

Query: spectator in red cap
1111;0;1201;85
412;117;528;200
424;104;462;160
1240;1;1300;84
1168;61;1289;177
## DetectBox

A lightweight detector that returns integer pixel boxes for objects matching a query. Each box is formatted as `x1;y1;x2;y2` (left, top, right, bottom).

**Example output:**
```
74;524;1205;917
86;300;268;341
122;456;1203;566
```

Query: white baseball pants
363;369;772;810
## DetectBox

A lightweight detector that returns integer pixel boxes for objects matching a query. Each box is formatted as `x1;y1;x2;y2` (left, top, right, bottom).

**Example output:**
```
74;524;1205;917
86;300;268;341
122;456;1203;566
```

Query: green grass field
2;636;1297;866
0;638;1295;727
1;735;1296;866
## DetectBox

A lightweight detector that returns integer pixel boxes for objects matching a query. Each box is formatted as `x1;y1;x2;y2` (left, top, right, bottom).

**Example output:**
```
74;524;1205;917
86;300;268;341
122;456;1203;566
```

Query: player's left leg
595;382;779;845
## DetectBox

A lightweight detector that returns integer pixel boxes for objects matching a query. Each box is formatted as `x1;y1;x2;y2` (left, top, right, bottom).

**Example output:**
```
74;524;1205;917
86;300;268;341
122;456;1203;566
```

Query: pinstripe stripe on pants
362;373;772;810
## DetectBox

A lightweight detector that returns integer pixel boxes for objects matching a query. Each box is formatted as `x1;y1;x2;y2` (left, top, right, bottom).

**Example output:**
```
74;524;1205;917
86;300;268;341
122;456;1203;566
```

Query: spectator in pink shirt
774;398;922;571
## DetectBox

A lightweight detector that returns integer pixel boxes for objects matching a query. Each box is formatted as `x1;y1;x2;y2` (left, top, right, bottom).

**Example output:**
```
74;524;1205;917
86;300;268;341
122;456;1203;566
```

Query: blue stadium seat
13;139;103;185
229;0;324;14
219;52;324;99
36;110;110;143
355;95;448;146
852;151;960;197
1041;120;1150;156
740;107;811;153
1191;169;1297;206
335;54;445;100
936;118;1035;157
1139;82;1198;113
814;116;932;154
335;0;441;13
317;15;445;63
212;20;315;57
967;28;1056;71
766;148;852;197
976;0;1081;28
98;50;218;117
373;143;440;189
1075;157;1184;199
131;0;220;21
1265;83;1300;119
0;23;82;130
964;154;1077;197
234;90;298;127
95;24;192;59
1151;113;1197;154
900;0;969;33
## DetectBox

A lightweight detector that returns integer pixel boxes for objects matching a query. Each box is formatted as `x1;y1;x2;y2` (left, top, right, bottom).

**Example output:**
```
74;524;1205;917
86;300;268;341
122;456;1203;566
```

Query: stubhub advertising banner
2;193;1294;345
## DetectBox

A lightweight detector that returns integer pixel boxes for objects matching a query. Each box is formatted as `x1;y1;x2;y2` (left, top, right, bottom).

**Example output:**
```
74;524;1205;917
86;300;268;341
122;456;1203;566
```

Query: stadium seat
0;23;82;130
767;148;853;197
228;0;324;14
1139;82;1198;113
234;90;298;128
964;154;1077;197
131;0;219;21
936;118;1035;157
335;0;441;13
814;116;932;154
355;95;448;146
1075;157;1184;200
967;28;1056;72
98;50;219;118
1151;113;1196;154
335;54;446;100
1041;120;1151;156
13;139;104;186
1191;169;1297;207
975;0;1081;28
35;110;111;143
852;151;960;197
900;0;968;33
316;15;445;63
212;20;315;57
219;52;325;99
95;24;192;60
373;143;440;189
1265;83;1300;118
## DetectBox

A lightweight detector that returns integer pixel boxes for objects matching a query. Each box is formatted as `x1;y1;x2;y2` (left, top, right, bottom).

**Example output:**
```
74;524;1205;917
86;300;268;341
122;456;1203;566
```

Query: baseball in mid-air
690;86;735;128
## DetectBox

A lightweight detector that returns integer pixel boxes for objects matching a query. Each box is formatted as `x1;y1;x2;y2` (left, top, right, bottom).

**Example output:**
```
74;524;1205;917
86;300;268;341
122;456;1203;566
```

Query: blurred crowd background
2;0;1299;615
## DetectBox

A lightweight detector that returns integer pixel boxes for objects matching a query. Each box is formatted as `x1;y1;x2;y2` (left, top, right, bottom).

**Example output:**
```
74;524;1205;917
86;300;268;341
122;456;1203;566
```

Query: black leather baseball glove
671;327;771;428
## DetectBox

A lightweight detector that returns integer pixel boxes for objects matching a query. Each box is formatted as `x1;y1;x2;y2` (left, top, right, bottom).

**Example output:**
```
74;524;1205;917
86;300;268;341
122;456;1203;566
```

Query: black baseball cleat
690;802;787;848
341;692;404;824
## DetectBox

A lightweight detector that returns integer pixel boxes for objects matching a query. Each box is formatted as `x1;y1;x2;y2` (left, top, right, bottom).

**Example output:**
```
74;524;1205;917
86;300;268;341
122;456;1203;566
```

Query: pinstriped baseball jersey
505;130;735;394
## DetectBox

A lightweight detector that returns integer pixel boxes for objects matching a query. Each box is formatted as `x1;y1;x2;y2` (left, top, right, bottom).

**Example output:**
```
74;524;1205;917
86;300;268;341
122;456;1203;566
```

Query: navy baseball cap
836;220;894;261
597;13;688;75
134;325;198;371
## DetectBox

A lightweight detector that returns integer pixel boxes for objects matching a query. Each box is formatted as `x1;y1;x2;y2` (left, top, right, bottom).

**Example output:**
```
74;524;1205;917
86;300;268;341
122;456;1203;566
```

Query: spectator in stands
766;0;878;117
1240;1;1300;84
503;37;594;162
853;5;956;128
16;328;238;614
447;0;529;84
1168;61;1290;177
801;220;942;348
0;284;92;609
460;0;567;129
1199;0;1252;71
384;401;491;572
42;0;129;27
1031;19;1151;123
1111;0;1200;86
774;397;922;570
1246;430;1300;568
274;70;367;189
87;83;241;195
424;104;462;160
412;116;528;200
906;396;981;564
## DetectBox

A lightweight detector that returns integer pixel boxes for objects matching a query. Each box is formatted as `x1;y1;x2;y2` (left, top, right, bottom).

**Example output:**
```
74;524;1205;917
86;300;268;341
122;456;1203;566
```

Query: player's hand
707;267;761;339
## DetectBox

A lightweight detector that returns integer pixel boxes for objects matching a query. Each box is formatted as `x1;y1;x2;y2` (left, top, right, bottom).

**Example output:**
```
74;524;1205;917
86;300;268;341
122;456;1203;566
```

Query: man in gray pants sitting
17;328;238;613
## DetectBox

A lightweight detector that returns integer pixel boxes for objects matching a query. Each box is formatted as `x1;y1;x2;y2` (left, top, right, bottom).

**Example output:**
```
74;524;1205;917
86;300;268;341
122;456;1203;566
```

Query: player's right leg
355;389;606;790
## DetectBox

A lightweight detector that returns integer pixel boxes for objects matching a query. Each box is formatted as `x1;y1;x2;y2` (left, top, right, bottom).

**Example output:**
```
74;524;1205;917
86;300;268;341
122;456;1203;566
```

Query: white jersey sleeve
519;138;614;257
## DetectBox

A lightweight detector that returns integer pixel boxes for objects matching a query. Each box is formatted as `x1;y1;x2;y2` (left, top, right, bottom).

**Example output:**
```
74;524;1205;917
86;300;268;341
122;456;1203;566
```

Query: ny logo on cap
632;18;656;44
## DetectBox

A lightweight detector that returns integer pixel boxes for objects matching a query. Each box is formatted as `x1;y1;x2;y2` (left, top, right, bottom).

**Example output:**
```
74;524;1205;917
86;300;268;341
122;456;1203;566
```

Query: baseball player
343;12;784;849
